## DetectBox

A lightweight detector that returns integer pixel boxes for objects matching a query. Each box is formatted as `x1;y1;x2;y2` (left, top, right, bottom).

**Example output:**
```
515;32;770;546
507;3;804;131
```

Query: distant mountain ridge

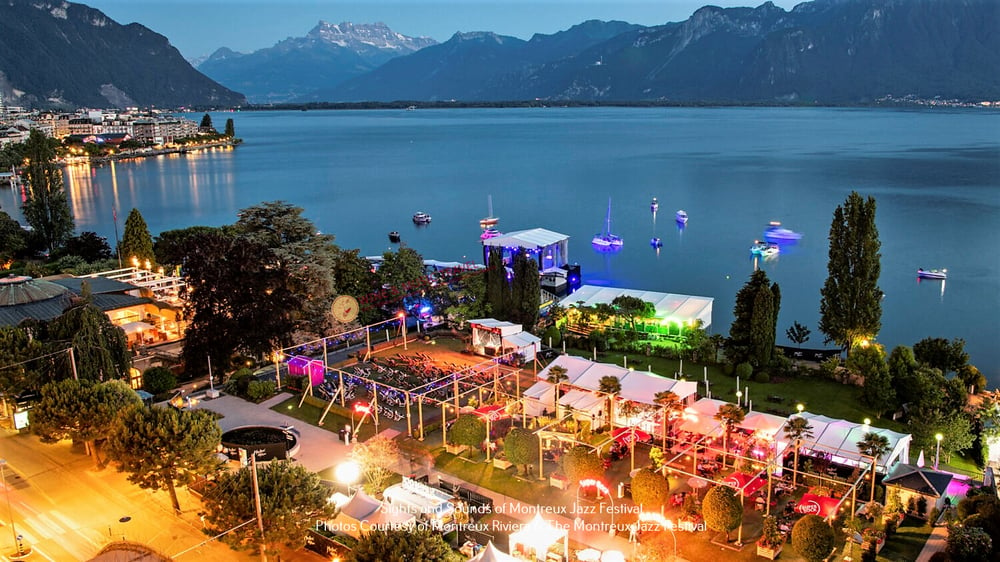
197;21;437;103
325;0;1000;103
0;0;245;108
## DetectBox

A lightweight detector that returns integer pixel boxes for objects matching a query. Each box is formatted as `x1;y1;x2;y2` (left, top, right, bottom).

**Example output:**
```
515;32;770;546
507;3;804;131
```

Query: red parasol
722;472;767;497
473;404;508;422
611;426;651;446
794;493;843;518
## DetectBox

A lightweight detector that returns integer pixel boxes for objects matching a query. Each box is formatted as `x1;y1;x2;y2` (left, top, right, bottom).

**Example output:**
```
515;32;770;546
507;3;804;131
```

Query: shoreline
58;139;240;166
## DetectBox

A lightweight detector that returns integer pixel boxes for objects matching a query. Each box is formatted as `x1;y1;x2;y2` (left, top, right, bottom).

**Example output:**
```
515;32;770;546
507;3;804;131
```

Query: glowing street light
397;311;407;350
796;403;805;415
934;433;943;470
335;461;361;494
637;512;677;560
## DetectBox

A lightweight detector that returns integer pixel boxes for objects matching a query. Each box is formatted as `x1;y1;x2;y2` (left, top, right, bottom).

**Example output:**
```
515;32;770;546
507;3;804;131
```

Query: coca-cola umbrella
612;427;651;446
473;404;509;422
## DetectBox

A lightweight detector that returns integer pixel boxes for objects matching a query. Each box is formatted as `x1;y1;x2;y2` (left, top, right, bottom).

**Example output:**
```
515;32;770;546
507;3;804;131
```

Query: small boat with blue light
917;268;947;280
764;221;802;241
651;197;659;213
751;240;779;256
412;211;432;224
650;237;662;248
675;210;688;224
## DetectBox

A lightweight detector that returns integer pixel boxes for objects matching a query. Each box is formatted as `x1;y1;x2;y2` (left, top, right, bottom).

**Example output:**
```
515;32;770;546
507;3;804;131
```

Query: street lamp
335;461;361;495
934;433;943;470
397;311;407;350
0;459;24;556
796;403;804;415
735;391;743;408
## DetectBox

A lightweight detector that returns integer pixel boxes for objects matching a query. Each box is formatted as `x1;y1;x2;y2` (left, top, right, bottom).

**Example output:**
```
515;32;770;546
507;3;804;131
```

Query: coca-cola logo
796;500;821;515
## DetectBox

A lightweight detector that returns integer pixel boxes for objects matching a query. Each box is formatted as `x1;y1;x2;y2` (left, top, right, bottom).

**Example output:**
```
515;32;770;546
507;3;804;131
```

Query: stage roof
482;228;569;250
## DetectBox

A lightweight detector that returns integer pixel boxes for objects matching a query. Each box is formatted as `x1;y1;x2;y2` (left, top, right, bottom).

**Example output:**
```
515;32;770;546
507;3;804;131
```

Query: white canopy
739;411;788;437
560;284;714;330
469;541;518;562
339;489;380;521
483;228;569;250
677;398;731;435
619;370;698;406
795;412;911;471
537;356;698;407
523;381;555;416
559;389;605;417
510;513;568;560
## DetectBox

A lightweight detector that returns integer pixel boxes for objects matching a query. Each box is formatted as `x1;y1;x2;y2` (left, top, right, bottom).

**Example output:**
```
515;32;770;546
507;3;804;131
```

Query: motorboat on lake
593;198;623;249
675;210;688;224
650;237;662;248
750;241;779;257
480;228;502;240
388;231;401;243
651;197;659;213
917;268;947;280
480;195;499;228
412;211;432;224
764;221;802;241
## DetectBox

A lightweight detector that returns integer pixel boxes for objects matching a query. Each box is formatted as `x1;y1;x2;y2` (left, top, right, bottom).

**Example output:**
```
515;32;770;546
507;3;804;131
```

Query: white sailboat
592;198;623;248
479;195;499;228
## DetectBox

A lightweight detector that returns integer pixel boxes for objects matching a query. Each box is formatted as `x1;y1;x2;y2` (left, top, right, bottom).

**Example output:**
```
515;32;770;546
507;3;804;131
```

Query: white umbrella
601;551;625;562
687;476;709;490
576;549;601;562
916;450;925;468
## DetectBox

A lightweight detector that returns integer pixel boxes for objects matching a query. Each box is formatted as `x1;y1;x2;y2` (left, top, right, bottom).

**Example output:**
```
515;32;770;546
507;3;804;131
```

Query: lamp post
0;459;23;556
934;433;943;470
335;460;361;495
796;403;804;415
736;391;743;408
398;311;407;350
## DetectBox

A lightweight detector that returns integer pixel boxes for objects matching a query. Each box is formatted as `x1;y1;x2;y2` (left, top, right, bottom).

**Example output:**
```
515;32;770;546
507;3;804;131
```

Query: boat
480;195;499;228
675;210;688;224
651;197;659;213
750;240;779;256
764;221;802;241
917;268;947;280
592;198;623;248
412;211;432;224
388;231;401;243
650;237;662;248
480;228;502;240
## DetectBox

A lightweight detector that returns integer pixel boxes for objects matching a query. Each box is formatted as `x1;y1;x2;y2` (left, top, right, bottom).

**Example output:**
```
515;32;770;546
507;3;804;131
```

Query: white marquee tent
795;412;911;472
559;284;714;330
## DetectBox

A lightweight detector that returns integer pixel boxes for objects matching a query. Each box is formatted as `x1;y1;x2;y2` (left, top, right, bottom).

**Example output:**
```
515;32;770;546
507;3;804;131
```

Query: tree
910;411;974;464
888;345;919;408
142;366;177;395
350;528;460;562
61;231;112;262
119;208;155;266
783;416;814;487
182;231;299;375
786;321;811;348
234;201;340;335
913;337;969;374
203;460;335;556
504;427;539;475
31;379;97;457
21;129;74;252
819;191;882;351
378;246;425;294
224;118;235;137
857;431;891;499
611;295;655;332
546;365;569;415
561;445;604;485
510;249;540;329
630;468;669;510
0;210;26;264
714;403;746;468
47;300;130;382
200;113;214;130
792;514;835;562
702;485;742;541
105;405;222;512
0;326;45;408
957;365;988;394
450;415;486;456
442;267;488;326
484;247;509;320
349;435;400;495
947;525;993;562
332;247;378;322
728;270;780;367
598;375;621;430
654;390;683;450
153;225;225;267
851;344;895;418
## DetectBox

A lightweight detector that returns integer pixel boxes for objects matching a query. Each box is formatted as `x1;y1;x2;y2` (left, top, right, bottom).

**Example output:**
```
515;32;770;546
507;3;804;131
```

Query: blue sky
83;0;800;59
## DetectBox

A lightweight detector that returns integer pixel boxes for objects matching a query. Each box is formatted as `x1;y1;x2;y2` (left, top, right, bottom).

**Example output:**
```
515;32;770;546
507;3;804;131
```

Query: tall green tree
850;344;895;418
119;208;155;266
203;460;335;556
611;295;656;332
0;209;26;263
350;528;460;562
560;445;605;486
181;232;299;375
200;113;214;130
224;118;235;137
153;225;225;268
510;249;540;329
48;299;130;381
504;427;539;476
728;270;780;367
792;515;836;562
349;435;400;495
913;337;969;374
234;201;339;335
0;326;45;407
61;231;112;262
106;405;222;512
819;191;882;351
484;246;509;320
21;129;74;252
714;403;746;468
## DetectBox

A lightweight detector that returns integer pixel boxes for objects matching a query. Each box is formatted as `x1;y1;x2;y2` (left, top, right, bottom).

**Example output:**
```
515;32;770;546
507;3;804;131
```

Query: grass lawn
433;449;574;510
876;517;932;562
269;395;381;442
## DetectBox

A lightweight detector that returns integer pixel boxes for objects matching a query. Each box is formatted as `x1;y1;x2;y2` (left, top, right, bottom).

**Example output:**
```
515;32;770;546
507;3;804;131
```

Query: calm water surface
3;107;998;385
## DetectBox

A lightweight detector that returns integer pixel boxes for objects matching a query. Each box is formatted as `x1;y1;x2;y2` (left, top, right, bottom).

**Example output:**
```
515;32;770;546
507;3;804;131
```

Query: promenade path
914;524;948;562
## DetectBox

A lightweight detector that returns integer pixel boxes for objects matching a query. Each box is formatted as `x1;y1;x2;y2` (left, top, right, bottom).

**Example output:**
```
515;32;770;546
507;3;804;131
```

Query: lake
2;107;998;386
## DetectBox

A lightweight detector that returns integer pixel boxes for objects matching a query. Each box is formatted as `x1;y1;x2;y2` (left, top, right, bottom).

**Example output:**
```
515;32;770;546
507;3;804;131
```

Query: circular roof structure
0;275;72;307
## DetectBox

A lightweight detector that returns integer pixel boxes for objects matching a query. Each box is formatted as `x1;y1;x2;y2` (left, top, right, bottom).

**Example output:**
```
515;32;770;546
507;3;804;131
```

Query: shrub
722;363;735;376
246;380;275;401
703;485;742;540
142;366;177;395
224;368;255;396
917;496;928;516
630;469;669;510
542;326;561;348
947;525;993;562
753;371;770;383
792;514;836;562
735;362;753;380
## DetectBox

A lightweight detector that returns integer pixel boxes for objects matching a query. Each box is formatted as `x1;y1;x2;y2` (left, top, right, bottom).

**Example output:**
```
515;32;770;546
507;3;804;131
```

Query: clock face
331;295;359;323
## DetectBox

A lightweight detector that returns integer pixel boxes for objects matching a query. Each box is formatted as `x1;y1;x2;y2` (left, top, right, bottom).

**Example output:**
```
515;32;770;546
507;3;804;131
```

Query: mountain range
196;21;438;104
1;0;997;109
0;0;244;109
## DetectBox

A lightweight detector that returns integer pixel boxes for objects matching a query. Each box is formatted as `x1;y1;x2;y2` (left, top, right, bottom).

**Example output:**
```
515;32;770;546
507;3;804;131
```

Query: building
882;464;956;519
481;228;580;296
468;318;541;361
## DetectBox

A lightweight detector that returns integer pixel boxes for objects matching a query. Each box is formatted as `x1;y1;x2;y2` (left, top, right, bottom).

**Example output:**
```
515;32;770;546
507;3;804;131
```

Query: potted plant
757;515;785;559
861;527;886;554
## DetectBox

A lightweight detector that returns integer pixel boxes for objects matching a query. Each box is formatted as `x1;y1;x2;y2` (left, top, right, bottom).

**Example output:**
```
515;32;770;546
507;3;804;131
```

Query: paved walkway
915;523;948;562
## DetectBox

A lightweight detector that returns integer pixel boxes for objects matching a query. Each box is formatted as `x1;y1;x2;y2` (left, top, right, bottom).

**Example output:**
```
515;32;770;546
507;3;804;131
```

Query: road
0;431;257;562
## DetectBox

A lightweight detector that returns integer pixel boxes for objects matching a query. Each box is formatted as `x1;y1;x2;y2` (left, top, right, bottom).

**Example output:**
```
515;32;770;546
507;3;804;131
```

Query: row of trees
484;247;540;328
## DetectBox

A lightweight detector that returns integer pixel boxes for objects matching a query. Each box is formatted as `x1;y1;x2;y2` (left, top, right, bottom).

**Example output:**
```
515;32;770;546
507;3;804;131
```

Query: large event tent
537;355;698;407
795;412;911;471
677;398;730;436
559;284;714;331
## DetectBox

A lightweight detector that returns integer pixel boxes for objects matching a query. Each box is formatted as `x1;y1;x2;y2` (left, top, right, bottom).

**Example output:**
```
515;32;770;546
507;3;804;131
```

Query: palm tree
654;390;683;450
857;432;891;502
714;403;746;468
546;365;569;416
783;416;814;487
598;375;622;431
